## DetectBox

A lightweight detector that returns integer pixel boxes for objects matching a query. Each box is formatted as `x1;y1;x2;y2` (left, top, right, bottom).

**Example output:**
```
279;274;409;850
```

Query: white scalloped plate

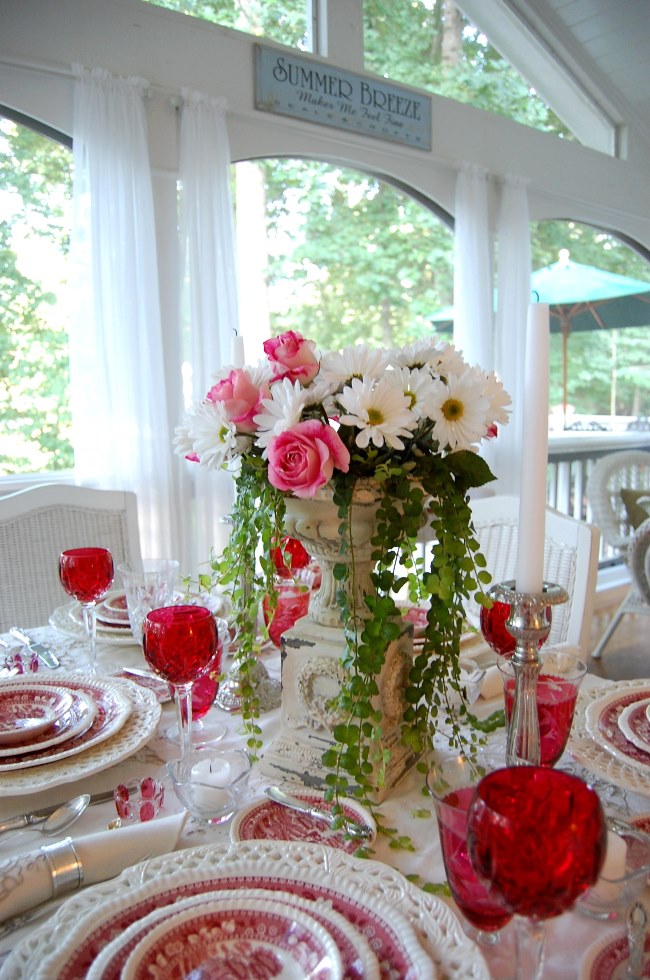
0;674;131;772
86;888;380;980
580;928;650;979
570;679;650;796
617;697;650;754
5;840;488;980
0;678;160;794
50;602;138;646
122;896;343;980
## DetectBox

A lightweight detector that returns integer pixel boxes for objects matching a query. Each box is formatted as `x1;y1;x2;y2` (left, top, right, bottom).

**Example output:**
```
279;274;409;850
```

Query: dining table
0;608;648;980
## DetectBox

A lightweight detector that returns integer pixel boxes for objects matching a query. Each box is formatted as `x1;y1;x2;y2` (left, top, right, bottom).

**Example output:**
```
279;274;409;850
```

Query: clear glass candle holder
167;747;252;824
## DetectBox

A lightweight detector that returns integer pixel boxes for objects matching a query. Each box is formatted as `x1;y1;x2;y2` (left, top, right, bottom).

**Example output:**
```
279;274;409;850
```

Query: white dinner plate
87;888;380;980
570;679;650;796
5;840;489;980
0;689;96;758
0;674;131;772
50;602;138;646
0;684;74;745
584;685;650;774
0;677;160;794
617;696;650;754
121;896;343;980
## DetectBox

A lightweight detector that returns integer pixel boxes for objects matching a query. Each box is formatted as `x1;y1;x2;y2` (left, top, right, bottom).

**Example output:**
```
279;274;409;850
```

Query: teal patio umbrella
429;250;650;417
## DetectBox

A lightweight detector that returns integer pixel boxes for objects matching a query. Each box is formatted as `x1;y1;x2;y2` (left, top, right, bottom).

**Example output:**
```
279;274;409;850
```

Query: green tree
0;119;72;474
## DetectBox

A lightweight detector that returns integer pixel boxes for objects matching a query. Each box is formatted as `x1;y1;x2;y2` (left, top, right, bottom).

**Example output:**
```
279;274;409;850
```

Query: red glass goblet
168;619;229;746
480;601;552;656
270;535;311;579
59;547;114;672
498;649;587;766
262;579;311;647
427;757;513;945
142;605;218;761
468;766;606;979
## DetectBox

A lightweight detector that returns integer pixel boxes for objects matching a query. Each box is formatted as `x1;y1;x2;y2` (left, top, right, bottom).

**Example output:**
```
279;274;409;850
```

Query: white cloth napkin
0;811;187;924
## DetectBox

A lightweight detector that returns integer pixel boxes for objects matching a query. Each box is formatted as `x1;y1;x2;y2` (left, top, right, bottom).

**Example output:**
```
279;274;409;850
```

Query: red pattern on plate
90;888;373;980
234;796;372;854
0;692;94;757
0;676;129;771
123;900;338;980
0;686;73;743
56;872;421;980
618;698;650;754
585;932;650;978
596;688;650;766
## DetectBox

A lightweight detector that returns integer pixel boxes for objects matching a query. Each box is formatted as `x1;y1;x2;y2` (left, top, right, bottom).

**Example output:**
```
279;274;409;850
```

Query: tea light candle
191;756;232;787
231;333;245;369
588;829;627;903
515;302;550;594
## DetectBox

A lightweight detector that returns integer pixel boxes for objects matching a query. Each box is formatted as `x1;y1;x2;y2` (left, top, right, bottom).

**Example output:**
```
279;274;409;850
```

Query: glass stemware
498;647;587;766
165;618;229;747
59;546;114;672
142;605;219;761
467;766;607;980
427;756;513;947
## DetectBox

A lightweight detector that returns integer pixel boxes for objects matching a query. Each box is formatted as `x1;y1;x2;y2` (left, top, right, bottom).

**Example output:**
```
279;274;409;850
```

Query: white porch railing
548;426;650;564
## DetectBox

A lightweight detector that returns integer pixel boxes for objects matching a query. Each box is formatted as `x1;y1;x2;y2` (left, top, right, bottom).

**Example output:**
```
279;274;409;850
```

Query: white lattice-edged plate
50;602;138;646
3;840;489;980
86;888;381;980
0;678;160;794
570;679;650;797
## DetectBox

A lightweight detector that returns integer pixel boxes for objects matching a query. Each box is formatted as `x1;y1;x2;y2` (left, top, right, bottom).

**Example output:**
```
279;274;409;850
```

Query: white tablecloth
0;623;647;978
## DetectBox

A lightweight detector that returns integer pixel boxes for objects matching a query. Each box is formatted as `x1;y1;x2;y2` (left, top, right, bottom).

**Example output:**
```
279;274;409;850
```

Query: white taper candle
231;333;245;368
515;303;550;593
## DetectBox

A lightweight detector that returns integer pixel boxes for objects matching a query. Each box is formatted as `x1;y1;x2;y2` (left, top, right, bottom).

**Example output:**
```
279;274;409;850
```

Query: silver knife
9;627;60;668
0;790;115;834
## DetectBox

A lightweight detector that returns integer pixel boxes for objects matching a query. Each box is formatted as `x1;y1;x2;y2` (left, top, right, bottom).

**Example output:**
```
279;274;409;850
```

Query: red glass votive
498;648;587;766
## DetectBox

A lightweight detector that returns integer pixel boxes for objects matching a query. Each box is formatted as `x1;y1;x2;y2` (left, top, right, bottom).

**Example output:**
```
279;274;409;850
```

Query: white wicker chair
466;495;600;658
0;484;141;632
586;450;650;554
586;451;650;658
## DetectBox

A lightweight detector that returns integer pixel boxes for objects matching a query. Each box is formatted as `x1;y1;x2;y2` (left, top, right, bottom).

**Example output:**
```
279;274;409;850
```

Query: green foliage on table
209;446;494;809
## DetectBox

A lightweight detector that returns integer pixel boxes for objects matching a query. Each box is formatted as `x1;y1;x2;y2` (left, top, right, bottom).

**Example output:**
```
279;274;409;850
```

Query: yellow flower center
367;407;384;426
406;389;416;409
441;397;464;421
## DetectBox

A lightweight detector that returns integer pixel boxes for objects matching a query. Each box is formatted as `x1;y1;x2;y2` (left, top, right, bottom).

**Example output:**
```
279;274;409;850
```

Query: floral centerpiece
175;331;510;802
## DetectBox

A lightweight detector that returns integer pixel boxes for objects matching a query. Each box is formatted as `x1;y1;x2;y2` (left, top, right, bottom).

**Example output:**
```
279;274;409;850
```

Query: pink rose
264;331;319;385
267;420;350;498
206;370;269;434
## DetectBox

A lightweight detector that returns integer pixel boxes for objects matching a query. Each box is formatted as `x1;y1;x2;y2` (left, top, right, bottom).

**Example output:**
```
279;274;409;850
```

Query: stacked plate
9;840;488;980
0;673;161;794
49;590;137;646
571;679;650;796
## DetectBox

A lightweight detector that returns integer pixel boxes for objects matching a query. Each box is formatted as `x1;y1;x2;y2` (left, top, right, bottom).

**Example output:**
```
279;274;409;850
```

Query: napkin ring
41;837;83;897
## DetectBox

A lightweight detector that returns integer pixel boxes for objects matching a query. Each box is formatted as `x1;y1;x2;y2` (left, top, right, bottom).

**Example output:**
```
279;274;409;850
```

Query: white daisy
397;366;438;420
253;377;308;451
392;337;449;370
319;344;389;388
481;369;512;426
174;399;239;470
428;369;490;451
337;375;418;450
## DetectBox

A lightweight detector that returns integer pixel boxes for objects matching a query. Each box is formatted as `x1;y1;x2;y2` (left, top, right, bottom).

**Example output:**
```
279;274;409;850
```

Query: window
0;115;72;476
234;159;454;354
363;0;571;138
141;0;310;49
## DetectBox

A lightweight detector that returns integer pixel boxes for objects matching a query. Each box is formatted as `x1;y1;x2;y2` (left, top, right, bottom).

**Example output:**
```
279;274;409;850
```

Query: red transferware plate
0;684;74;745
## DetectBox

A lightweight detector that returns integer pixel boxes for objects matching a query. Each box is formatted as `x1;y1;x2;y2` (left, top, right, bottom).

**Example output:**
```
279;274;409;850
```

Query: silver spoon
1;794;91;843
265;786;374;841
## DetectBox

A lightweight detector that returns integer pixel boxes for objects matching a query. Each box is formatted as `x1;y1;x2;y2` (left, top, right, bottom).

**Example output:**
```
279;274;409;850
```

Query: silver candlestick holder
489;580;568;766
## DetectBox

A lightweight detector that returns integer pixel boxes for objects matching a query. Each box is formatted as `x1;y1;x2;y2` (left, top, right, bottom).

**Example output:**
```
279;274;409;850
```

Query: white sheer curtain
178;89;240;578
493;174;532;494
69;65;175;559
453;162;493;371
